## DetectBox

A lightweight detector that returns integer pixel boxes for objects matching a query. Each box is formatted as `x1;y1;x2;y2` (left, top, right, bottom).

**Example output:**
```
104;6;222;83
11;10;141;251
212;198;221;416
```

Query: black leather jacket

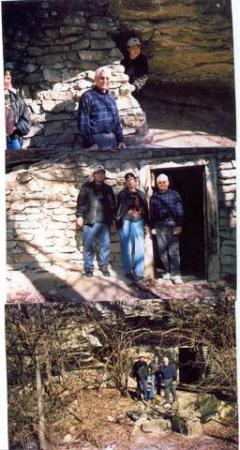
7;90;31;138
115;188;149;229
76;181;115;226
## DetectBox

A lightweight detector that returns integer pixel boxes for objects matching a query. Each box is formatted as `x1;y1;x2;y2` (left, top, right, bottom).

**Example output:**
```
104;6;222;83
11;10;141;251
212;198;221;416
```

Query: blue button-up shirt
150;189;184;227
78;87;124;147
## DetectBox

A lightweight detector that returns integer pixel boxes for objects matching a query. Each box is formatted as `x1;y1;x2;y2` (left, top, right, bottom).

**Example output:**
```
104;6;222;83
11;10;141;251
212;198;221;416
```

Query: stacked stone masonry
6;148;236;280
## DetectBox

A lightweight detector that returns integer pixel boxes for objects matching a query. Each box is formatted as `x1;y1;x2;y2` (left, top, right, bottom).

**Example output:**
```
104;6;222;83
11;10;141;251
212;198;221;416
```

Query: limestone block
73;79;92;90
44;28;60;40
87;30;108;39
37;54;64;65
25;72;43;84
77;50;105;61
27;46;44;56
88;18;116;32
219;184;236;193
90;39;115;50
43;69;62;83
108;48;123;60
218;178;236;185
218;169;236;179
21;63;39;74
218;162;234;170
71;40;90;51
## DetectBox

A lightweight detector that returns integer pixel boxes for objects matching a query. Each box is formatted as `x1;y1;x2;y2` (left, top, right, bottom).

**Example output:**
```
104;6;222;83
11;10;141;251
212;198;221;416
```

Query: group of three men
133;355;177;404
76;166;184;284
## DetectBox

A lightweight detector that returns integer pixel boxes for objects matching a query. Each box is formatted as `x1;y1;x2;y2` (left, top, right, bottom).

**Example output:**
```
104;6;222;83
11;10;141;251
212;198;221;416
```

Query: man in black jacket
121;37;148;99
116;171;149;281
133;356;149;401
4;68;31;150
76;165;115;277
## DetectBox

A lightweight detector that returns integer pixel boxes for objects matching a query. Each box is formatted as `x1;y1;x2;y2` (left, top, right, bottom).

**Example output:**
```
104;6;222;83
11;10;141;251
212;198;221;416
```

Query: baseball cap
127;37;141;48
93;165;105;174
124;170;137;180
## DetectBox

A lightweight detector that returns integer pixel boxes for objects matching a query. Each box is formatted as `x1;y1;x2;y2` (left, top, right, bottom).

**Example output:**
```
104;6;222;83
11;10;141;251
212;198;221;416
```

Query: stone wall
6;147;236;280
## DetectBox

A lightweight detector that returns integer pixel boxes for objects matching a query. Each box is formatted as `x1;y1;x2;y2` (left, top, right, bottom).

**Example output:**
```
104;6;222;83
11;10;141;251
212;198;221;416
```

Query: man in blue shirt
78;67;126;150
159;356;177;405
150;173;184;285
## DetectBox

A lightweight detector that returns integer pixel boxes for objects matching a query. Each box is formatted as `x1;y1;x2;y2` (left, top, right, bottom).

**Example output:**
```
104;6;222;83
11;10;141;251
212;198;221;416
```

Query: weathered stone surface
43;69;62;83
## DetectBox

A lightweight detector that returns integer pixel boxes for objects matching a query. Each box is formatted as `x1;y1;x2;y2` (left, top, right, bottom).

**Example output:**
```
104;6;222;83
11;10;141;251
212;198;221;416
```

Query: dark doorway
179;347;202;384
152;165;205;277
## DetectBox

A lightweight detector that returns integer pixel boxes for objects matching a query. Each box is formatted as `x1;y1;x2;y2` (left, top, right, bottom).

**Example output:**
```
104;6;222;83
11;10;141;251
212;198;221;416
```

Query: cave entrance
179;347;203;384
147;161;220;281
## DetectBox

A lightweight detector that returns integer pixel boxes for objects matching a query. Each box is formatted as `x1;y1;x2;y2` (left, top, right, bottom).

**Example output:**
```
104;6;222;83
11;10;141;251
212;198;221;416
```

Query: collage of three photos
3;1;237;449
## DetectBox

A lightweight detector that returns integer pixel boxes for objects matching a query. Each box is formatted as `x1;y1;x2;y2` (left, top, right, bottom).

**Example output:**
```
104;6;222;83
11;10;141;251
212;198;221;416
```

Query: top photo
3;0;236;151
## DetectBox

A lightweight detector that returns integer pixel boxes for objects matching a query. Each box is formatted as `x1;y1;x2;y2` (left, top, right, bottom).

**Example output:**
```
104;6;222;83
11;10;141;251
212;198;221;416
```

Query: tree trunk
35;351;48;450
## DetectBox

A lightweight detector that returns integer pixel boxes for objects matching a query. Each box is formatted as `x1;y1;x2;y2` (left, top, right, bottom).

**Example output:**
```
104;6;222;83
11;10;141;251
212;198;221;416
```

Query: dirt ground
43;389;238;450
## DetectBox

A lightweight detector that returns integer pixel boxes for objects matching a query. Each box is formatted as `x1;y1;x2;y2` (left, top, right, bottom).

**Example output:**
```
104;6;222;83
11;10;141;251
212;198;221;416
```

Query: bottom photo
6;298;237;450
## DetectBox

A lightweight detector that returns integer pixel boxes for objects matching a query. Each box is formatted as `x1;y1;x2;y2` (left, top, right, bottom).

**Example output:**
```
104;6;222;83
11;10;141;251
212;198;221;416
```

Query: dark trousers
163;378;177;403
156;225;180;276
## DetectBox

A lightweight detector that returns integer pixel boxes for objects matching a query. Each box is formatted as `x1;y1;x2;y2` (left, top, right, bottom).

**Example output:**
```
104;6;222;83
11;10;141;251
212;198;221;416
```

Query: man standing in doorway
148;355;160;399
76;165;115;278
150;173;184;285
159;356;177;405
116;171;149;281
78;66;126;150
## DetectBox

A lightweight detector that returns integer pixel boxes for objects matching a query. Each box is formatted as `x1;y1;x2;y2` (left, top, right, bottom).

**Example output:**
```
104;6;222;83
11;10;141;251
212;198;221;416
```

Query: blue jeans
136;378;148;400
7;136;21;150
83;223;111;271
119;219;145;277
149;374;155;399
92;132;117;150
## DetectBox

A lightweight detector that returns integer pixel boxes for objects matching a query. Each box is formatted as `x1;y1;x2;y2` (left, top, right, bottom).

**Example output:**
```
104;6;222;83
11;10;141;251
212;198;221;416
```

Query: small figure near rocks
148;354;161;399
78;66;126;150
76;165;115;278
159;356;177;406
150;173;184;285
116;171;149;282
121;37;148;100
4;68;31;150
132;355;149;401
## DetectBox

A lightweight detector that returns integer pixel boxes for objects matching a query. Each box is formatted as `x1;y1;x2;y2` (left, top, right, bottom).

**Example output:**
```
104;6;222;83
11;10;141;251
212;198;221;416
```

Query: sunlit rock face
115;0;234;88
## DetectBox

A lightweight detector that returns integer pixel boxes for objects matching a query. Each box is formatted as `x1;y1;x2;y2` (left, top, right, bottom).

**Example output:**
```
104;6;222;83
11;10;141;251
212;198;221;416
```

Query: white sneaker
162;272;171;280
171;275;183;285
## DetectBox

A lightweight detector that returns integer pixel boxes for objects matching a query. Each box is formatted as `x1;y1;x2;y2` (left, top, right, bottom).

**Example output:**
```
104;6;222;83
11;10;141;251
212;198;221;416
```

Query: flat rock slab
149;129;235;147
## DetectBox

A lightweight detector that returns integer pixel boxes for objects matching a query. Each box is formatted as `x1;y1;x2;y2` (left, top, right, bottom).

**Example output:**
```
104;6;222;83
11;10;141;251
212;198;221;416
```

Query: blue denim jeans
119;219;145;277
83;223;111;271
149;374;155;399
7;135;21;150
136;378;148;400
92;132;117;150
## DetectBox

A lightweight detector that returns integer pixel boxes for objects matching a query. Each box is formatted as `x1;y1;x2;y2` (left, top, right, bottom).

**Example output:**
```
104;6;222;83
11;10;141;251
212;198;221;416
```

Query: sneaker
100;266;110;277
171;275;183;285
85;270;93;278
162;272;171;280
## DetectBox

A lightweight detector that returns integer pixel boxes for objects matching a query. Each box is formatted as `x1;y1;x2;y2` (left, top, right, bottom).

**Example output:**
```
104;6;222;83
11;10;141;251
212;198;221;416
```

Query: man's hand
151;228;157;236
144;225;149;234
6;124;16;135
77;217;84;228
88;144;99;150
118;142;126;149
173;226;182;236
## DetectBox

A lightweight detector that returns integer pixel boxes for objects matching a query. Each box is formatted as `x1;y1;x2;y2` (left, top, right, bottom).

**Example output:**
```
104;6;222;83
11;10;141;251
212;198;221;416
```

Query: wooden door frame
139;158;220;281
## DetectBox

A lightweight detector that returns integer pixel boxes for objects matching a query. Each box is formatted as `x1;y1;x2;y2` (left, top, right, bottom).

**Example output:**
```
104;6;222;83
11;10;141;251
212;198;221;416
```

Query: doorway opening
179;347;204;384
152;165;205;278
